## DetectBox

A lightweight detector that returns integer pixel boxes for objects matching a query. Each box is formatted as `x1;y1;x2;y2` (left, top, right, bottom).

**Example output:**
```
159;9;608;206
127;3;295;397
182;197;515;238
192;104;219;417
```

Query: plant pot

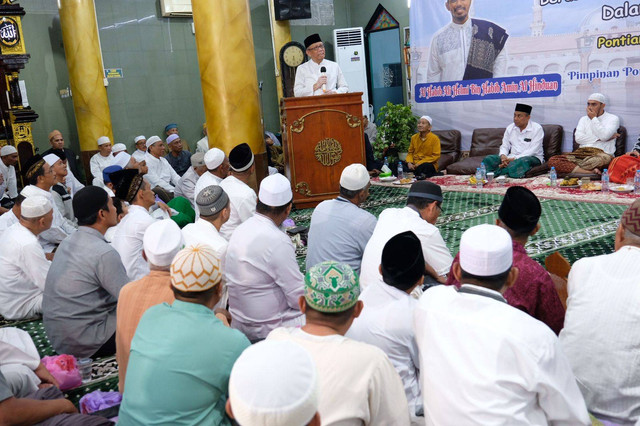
398;152;408;161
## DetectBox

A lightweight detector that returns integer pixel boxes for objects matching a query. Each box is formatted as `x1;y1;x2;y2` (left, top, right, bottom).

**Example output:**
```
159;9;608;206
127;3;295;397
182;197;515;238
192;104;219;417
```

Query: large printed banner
410;0;640;151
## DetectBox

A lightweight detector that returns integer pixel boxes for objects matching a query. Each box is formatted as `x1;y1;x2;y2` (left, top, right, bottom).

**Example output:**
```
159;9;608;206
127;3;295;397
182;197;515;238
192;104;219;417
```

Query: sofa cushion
446;156;485;175
525;124;564;178
433;129;461;171
469;128;505;157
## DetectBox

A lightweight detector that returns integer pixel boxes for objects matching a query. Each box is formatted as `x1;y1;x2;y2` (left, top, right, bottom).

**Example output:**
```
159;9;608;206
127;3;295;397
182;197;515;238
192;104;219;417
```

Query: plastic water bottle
634;170;640;194
397;161;404;179
601;169;610;193
383;157;389;169
480;162;487;181
475;168;483;189
549;167;557;187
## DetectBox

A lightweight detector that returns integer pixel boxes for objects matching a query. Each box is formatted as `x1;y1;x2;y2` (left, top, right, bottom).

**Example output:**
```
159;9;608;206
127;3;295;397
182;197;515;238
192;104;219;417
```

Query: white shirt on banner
294;59;349;97
427;19;507;83
574;112;620;155
559;245;640;425
415;284;590;426
499;120;544;162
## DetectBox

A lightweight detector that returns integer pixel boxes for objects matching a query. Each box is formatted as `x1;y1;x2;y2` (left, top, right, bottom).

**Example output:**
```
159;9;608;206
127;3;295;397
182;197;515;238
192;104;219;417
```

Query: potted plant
373;102;417;163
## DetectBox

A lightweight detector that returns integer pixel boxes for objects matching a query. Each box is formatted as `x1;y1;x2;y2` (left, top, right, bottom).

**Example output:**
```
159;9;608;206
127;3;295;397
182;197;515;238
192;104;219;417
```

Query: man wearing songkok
89;136;114;186
414;224;589;425
446;186;565;334
131;135;147;162
219;142;257;240
144;135;180;198
268;261;410;425
42;129;83;183
22;155;76;252
0;145;18;210
43;186;128;358
426;0;508;82
164;133;191;176
118;244;250;425
360;181;452;288
482;103;544;178
194;147;229;209
196;123;208;153
0;327;60;397
49;149;76;222
226;340;320;426
174;152;207;208
306;163;376;274
559;199;640;424
0;196;52;320
294;33;348;97
111;169;158;281
0;193;23;238
0;370;110;425
226;173;305;342
116;219;183;392
548;93;620;174
347;231;425;425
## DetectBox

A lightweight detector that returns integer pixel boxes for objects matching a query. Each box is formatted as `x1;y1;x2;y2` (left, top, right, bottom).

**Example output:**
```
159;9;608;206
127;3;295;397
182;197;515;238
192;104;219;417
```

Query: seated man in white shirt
482;103;544;178
219;143;257;240
227;340;320;426
174;152;207;208
347;231;425;425
414;224;590;425
143;136;181;201
360;181;452;289
293;33;348;97
89;136;114;186
549;92;620;174
559;199;640;425
0;145;18;212
0;196;52;320
268;261;410;425
131;135;147;162
0;193;23;239
225;174;304;342
194;148;229;217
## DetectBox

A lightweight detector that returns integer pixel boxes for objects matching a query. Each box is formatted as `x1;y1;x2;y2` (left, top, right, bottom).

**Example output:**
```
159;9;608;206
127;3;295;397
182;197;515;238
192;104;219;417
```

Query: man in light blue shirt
118;244;250;425
306;164;376;274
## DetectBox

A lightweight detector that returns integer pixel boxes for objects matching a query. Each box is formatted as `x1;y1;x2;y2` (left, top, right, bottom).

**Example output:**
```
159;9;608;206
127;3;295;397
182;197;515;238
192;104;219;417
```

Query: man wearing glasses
293;33;349;97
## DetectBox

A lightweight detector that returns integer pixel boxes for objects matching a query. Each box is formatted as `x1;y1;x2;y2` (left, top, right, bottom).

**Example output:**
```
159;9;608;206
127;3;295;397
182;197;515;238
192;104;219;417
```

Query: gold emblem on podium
314;138;342;166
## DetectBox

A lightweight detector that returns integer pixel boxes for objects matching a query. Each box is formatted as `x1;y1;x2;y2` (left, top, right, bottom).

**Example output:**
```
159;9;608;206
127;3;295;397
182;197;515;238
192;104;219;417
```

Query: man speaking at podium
294;33;349;97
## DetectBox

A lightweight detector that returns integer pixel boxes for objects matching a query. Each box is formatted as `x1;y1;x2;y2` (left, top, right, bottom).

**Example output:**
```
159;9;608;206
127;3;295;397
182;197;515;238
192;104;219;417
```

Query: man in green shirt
118;244;250;425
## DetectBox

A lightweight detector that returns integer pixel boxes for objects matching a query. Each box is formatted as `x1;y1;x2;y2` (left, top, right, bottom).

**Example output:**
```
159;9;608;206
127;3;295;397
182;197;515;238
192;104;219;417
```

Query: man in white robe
144;136;180;198
194;148;229;217
219;143;257;240
294;34;348;97
131;135;147;162
174;152;207;208
89;136;114;186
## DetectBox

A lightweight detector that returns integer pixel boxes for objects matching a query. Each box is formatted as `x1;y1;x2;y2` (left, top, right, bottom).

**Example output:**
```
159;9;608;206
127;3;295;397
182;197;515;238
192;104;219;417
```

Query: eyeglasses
308;44;325;51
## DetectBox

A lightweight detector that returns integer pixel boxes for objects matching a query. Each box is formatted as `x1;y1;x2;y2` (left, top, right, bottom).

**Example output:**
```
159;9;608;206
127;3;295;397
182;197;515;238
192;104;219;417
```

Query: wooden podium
281;92;365;208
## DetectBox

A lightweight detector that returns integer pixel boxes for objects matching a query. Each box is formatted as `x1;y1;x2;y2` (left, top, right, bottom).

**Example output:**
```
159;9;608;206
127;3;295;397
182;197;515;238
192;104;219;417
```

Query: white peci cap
112;143;126;153
0;145;17;156
204;148;225;170
21;195;53;218
459;224;512;276
134;135;146;143
142;219;184;267
113;152;132;169
166;134;181;144
43;153;61;166
420;115;432;125
259;173;292;207
588;93;606;104
229;340;318;426
145;135;162;149
97;136;111;146
339;163;369;191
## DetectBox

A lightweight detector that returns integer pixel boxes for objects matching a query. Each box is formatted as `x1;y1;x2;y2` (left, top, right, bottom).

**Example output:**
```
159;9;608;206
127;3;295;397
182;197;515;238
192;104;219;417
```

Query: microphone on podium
320;66;327;92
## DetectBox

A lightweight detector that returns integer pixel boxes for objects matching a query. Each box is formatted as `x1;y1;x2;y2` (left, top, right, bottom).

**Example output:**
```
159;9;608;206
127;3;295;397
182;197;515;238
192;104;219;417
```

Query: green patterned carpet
1;185;628;406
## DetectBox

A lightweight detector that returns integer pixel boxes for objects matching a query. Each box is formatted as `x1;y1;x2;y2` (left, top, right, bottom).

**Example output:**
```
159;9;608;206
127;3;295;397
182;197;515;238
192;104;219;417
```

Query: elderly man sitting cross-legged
118;244;249;425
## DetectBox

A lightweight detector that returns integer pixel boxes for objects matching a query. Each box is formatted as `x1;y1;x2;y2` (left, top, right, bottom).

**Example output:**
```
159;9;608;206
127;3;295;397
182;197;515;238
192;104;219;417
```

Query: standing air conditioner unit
160;0;193;17
333;27;369;118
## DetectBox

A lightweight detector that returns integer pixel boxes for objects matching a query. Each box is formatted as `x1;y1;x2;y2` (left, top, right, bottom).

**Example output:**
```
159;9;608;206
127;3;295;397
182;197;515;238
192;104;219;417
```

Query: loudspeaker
274;0;311;21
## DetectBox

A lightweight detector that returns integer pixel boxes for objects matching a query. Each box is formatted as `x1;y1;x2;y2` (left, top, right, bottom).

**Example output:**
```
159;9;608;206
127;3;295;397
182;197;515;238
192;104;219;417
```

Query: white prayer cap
143;219;184;267
259;173;292;207
112;143;126;153
43;153;61;166
20;185;40;198
0;145;16;156
229;340;318;426
166;134;180;144
134;135;146;143
146;135;162;149
340;163;369;191
97;136;111;146
21;195;53;218
191;152;206;167
459;224;512;276
588;93;606;104
420;115;432;125
204;147;225;170
113;152;131;169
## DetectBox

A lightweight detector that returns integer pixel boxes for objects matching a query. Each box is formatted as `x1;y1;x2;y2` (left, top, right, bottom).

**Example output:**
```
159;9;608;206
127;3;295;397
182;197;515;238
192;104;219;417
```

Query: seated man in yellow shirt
406;116;441;178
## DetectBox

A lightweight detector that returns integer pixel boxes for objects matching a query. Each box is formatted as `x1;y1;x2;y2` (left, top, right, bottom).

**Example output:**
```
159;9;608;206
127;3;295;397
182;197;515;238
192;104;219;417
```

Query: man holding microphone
294;34;349;97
